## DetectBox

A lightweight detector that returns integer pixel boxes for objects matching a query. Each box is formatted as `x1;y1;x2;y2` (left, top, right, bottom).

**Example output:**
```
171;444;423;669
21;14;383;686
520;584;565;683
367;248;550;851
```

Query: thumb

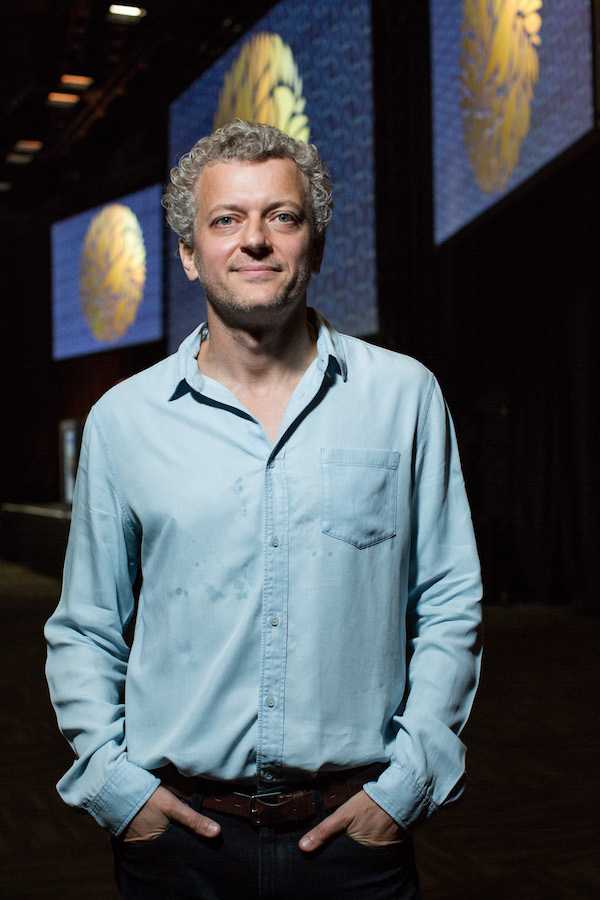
299;809;347;852
165;793;221;838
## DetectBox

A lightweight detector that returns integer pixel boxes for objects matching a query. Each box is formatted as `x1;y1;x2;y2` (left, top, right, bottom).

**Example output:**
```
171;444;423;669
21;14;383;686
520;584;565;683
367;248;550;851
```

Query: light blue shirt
45;310;482;836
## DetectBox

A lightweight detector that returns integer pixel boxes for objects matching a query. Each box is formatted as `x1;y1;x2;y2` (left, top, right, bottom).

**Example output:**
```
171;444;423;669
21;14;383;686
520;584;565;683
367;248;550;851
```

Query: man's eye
275;213;295;224
215;216;234;226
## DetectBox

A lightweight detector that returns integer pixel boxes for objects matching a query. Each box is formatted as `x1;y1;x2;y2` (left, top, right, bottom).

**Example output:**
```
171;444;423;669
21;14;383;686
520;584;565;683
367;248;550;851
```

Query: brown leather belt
154;762;387;827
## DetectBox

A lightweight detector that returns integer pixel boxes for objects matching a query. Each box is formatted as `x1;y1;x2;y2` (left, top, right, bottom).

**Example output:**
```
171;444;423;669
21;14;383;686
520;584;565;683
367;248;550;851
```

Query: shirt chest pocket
320;448;400;549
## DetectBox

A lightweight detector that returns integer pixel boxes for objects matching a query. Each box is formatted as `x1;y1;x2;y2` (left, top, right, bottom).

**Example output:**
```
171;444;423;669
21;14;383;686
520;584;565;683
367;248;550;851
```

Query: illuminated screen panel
167;0;376;351
430;0;595;245
52;183;164;360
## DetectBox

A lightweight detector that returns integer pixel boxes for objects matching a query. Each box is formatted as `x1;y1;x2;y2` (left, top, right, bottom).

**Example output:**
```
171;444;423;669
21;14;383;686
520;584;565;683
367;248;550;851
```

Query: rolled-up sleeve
45;408;159;835
365;376;483;829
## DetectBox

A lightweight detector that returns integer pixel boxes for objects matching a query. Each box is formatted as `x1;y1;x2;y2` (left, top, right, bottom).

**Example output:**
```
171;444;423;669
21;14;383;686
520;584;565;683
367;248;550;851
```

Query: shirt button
263;771;274;781
266;696;276;708
267;459;275;468
270;615;279;627
270;535;280;548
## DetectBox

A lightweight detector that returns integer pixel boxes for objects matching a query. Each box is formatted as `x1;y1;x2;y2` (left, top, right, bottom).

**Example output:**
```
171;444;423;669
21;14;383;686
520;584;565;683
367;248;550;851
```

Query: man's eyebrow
206;203;245;217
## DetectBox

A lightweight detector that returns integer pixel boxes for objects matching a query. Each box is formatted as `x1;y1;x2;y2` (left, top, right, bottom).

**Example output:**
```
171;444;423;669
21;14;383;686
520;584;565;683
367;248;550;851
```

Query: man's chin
205;292;305;332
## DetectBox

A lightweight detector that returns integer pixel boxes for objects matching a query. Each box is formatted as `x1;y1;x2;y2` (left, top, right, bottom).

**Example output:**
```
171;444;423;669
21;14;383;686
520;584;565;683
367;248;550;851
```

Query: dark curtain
372;0;600;607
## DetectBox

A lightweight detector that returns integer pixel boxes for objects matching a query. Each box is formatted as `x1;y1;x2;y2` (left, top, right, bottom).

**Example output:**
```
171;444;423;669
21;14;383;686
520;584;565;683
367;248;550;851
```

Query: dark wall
1;0;598;607
1;205;58;503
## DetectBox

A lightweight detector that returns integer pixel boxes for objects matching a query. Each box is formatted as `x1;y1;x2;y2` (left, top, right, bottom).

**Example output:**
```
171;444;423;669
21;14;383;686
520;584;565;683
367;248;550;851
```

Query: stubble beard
196;253;314;335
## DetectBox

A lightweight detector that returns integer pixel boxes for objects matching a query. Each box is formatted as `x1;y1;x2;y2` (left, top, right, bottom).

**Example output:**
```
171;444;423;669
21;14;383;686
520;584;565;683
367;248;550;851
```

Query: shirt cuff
84;757;161;836
363;762;439;832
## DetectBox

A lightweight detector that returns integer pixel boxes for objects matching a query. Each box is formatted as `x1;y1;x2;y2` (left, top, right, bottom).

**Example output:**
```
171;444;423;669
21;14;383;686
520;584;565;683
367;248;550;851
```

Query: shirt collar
169;308;348;402
310;308;348;381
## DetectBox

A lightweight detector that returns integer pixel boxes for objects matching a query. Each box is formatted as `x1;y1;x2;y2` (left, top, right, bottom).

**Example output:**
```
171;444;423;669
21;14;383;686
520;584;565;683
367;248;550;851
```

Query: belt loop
312;785;326;820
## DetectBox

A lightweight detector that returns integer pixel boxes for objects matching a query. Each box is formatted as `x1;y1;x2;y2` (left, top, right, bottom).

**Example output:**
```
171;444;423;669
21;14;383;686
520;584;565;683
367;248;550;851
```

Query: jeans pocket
115;823;174;855
321;448;400;549
341;831;408;852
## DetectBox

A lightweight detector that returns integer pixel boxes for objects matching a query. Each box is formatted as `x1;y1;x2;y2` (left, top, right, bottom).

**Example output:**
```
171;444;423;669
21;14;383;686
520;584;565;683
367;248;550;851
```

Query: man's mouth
232;264;282;276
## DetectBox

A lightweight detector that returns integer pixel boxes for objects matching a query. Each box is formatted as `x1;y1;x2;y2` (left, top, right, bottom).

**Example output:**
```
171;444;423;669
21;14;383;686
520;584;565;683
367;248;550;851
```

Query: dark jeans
112;790;421;899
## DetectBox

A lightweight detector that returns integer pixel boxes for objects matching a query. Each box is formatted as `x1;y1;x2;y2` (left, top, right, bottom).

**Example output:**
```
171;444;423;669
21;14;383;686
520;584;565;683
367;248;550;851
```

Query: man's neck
196;304;318;445
197;304;318;393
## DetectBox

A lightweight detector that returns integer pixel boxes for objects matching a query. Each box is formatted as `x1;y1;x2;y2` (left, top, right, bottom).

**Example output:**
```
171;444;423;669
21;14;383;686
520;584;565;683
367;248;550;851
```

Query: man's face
179;158;324;329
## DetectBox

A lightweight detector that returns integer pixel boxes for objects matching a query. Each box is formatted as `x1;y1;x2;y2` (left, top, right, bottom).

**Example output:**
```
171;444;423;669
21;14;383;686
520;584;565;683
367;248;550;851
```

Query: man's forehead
194;157;308;204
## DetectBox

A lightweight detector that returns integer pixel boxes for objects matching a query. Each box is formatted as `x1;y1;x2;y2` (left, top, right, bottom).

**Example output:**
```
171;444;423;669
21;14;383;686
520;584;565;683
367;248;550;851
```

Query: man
46;120;482;899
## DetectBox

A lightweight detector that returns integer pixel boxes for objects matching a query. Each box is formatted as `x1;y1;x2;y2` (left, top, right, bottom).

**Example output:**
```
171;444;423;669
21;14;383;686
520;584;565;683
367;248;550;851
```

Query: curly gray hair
162;120;333;248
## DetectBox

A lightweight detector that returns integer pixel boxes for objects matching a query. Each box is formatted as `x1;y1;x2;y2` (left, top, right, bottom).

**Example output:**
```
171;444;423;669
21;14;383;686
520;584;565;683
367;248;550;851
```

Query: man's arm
45;409;159;835
301;375;482;850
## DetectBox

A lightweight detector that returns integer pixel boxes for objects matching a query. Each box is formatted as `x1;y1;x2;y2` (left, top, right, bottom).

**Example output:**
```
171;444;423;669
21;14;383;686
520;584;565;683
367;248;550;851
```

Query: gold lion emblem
213;32;310;142
79;204;147;343
460;0;542;193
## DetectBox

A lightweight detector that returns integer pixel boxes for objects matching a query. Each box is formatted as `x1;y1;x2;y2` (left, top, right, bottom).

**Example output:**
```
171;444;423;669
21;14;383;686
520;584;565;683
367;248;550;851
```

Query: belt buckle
249;791;288;826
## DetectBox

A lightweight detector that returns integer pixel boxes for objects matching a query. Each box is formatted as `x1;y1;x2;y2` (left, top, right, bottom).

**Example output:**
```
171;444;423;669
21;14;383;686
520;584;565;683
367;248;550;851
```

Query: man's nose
240;216;271;254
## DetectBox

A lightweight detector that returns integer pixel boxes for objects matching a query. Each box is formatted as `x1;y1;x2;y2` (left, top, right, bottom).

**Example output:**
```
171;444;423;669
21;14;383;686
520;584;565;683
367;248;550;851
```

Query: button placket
257;449;288;782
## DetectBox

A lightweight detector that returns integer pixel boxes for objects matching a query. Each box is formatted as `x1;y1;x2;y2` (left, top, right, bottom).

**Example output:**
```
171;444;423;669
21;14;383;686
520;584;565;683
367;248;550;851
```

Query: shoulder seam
415;373;436;450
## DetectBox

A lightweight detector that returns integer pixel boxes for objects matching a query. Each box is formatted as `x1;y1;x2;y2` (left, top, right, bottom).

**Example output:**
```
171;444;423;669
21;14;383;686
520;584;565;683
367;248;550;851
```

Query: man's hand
298;789;405;852
122;785;221;843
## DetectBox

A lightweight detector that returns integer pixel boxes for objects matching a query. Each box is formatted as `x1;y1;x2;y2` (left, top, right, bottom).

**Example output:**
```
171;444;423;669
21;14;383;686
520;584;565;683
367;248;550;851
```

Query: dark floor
1;558;598;899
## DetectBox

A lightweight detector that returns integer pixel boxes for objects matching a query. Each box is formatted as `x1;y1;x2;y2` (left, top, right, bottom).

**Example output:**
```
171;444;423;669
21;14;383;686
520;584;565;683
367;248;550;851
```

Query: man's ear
311;236;326;275
179;238;199;282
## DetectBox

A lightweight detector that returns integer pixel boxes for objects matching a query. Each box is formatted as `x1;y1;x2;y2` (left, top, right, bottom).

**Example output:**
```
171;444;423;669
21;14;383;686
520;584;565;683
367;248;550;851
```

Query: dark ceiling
0;0;276;211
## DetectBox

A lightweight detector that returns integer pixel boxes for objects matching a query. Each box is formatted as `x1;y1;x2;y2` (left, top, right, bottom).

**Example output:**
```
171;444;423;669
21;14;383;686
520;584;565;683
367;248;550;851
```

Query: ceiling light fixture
108;5;147;17
47;92;80;107
6;152;34;165
14;140;43;153
60;74;94;89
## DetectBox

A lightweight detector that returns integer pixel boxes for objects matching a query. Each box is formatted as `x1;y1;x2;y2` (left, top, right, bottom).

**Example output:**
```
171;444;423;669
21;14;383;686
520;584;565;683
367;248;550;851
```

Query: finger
299;809;347;852
165;795;221;838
